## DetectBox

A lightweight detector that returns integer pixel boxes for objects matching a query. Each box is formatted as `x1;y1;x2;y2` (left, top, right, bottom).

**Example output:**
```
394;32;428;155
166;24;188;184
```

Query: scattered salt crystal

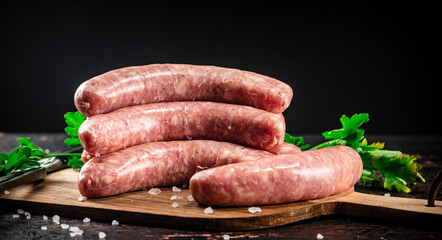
4;190;10;194
111;220;119;226
384;193;391;197
69;226;80;232
172;186;181;192
69;227;84;237
99;231;106;238
78;195;85;202
24;211;31;216
43;215;48;220
68;226;84;237
172;202;179;208
83;217;91;223
248;207;262;214
317;233;324;239
41;226;47;230
45;149;50;153
26;215;31;219
223;234;230;240
61;224;70;229
94;153;101;157
53;215;60;224
12;214;19;218
204;207;213;214
171;195;183;200
17;209;25;214
73;230;84;236
187;195;194;201
148;188;161;195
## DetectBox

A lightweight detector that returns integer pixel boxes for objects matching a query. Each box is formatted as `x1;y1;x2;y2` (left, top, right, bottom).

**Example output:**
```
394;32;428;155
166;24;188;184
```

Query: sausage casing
75;64;293;116
78;101;286;155
189;146;363;206
78;140;300;198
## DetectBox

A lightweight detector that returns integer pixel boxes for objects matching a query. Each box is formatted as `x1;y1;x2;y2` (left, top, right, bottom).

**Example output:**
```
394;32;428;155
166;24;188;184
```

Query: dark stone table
0;133;441;239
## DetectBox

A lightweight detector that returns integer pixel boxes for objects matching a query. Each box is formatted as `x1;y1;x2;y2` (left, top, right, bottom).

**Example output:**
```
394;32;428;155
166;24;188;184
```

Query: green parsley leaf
284;133;310;150
368;150;424;193
67;155;84;172
18;137;48;158
360;168;381;187
287;113;425;193
64;112;86;147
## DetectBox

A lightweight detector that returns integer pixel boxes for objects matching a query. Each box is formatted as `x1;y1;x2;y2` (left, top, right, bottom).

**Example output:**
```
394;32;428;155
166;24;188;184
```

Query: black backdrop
0;3;438;134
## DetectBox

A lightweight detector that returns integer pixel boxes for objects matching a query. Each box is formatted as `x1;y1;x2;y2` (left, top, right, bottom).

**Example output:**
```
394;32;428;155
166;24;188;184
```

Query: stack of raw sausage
74;64;363;207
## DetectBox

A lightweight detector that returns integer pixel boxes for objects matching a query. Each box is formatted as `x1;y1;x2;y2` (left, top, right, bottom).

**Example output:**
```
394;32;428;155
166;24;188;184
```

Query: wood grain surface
1;168;441;231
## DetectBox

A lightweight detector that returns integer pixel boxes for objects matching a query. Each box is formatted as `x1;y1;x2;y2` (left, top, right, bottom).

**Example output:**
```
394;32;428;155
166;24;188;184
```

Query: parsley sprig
285;113;425;193
0;112;86;177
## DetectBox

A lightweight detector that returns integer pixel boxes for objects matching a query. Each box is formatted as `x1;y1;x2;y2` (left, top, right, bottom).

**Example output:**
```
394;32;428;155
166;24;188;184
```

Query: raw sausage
74;64;293;117
78;140;299;198
189;146;363;206
78;101;286;155
80;142;301;163
271;142;302;155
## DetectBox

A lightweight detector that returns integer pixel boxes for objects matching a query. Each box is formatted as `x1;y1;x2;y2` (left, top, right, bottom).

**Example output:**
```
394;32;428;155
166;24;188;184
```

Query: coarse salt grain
77;196;85;202
384;193;391;197
111;220;119;226
204;207;213;214
61;224;70;229
4;190;10;194
69;226;80;232
170;195;183;200
53;215;60;224
171;202;179;208
24;212;31;216
41;226;47;230
99;231;106;238
43;215;48;220
26;215;31;219
172;186;181;192
72;230;84;236
83;217;91;223
12;214;19;218
223;234;230;240
317;233;324;239
248;207;262;214
17;209;25;214
148;188;161;195
187;195;194;201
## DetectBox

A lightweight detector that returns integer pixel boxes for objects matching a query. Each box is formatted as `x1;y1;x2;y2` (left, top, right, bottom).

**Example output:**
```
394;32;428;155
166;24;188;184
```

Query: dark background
0;3;438;135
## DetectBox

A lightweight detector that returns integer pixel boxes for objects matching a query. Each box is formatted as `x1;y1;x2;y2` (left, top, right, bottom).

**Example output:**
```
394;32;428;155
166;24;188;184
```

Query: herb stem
47;153;82;157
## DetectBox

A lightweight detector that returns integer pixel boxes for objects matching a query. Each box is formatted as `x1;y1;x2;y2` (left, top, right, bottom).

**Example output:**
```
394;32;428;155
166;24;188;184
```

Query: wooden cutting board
0;169;441;231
